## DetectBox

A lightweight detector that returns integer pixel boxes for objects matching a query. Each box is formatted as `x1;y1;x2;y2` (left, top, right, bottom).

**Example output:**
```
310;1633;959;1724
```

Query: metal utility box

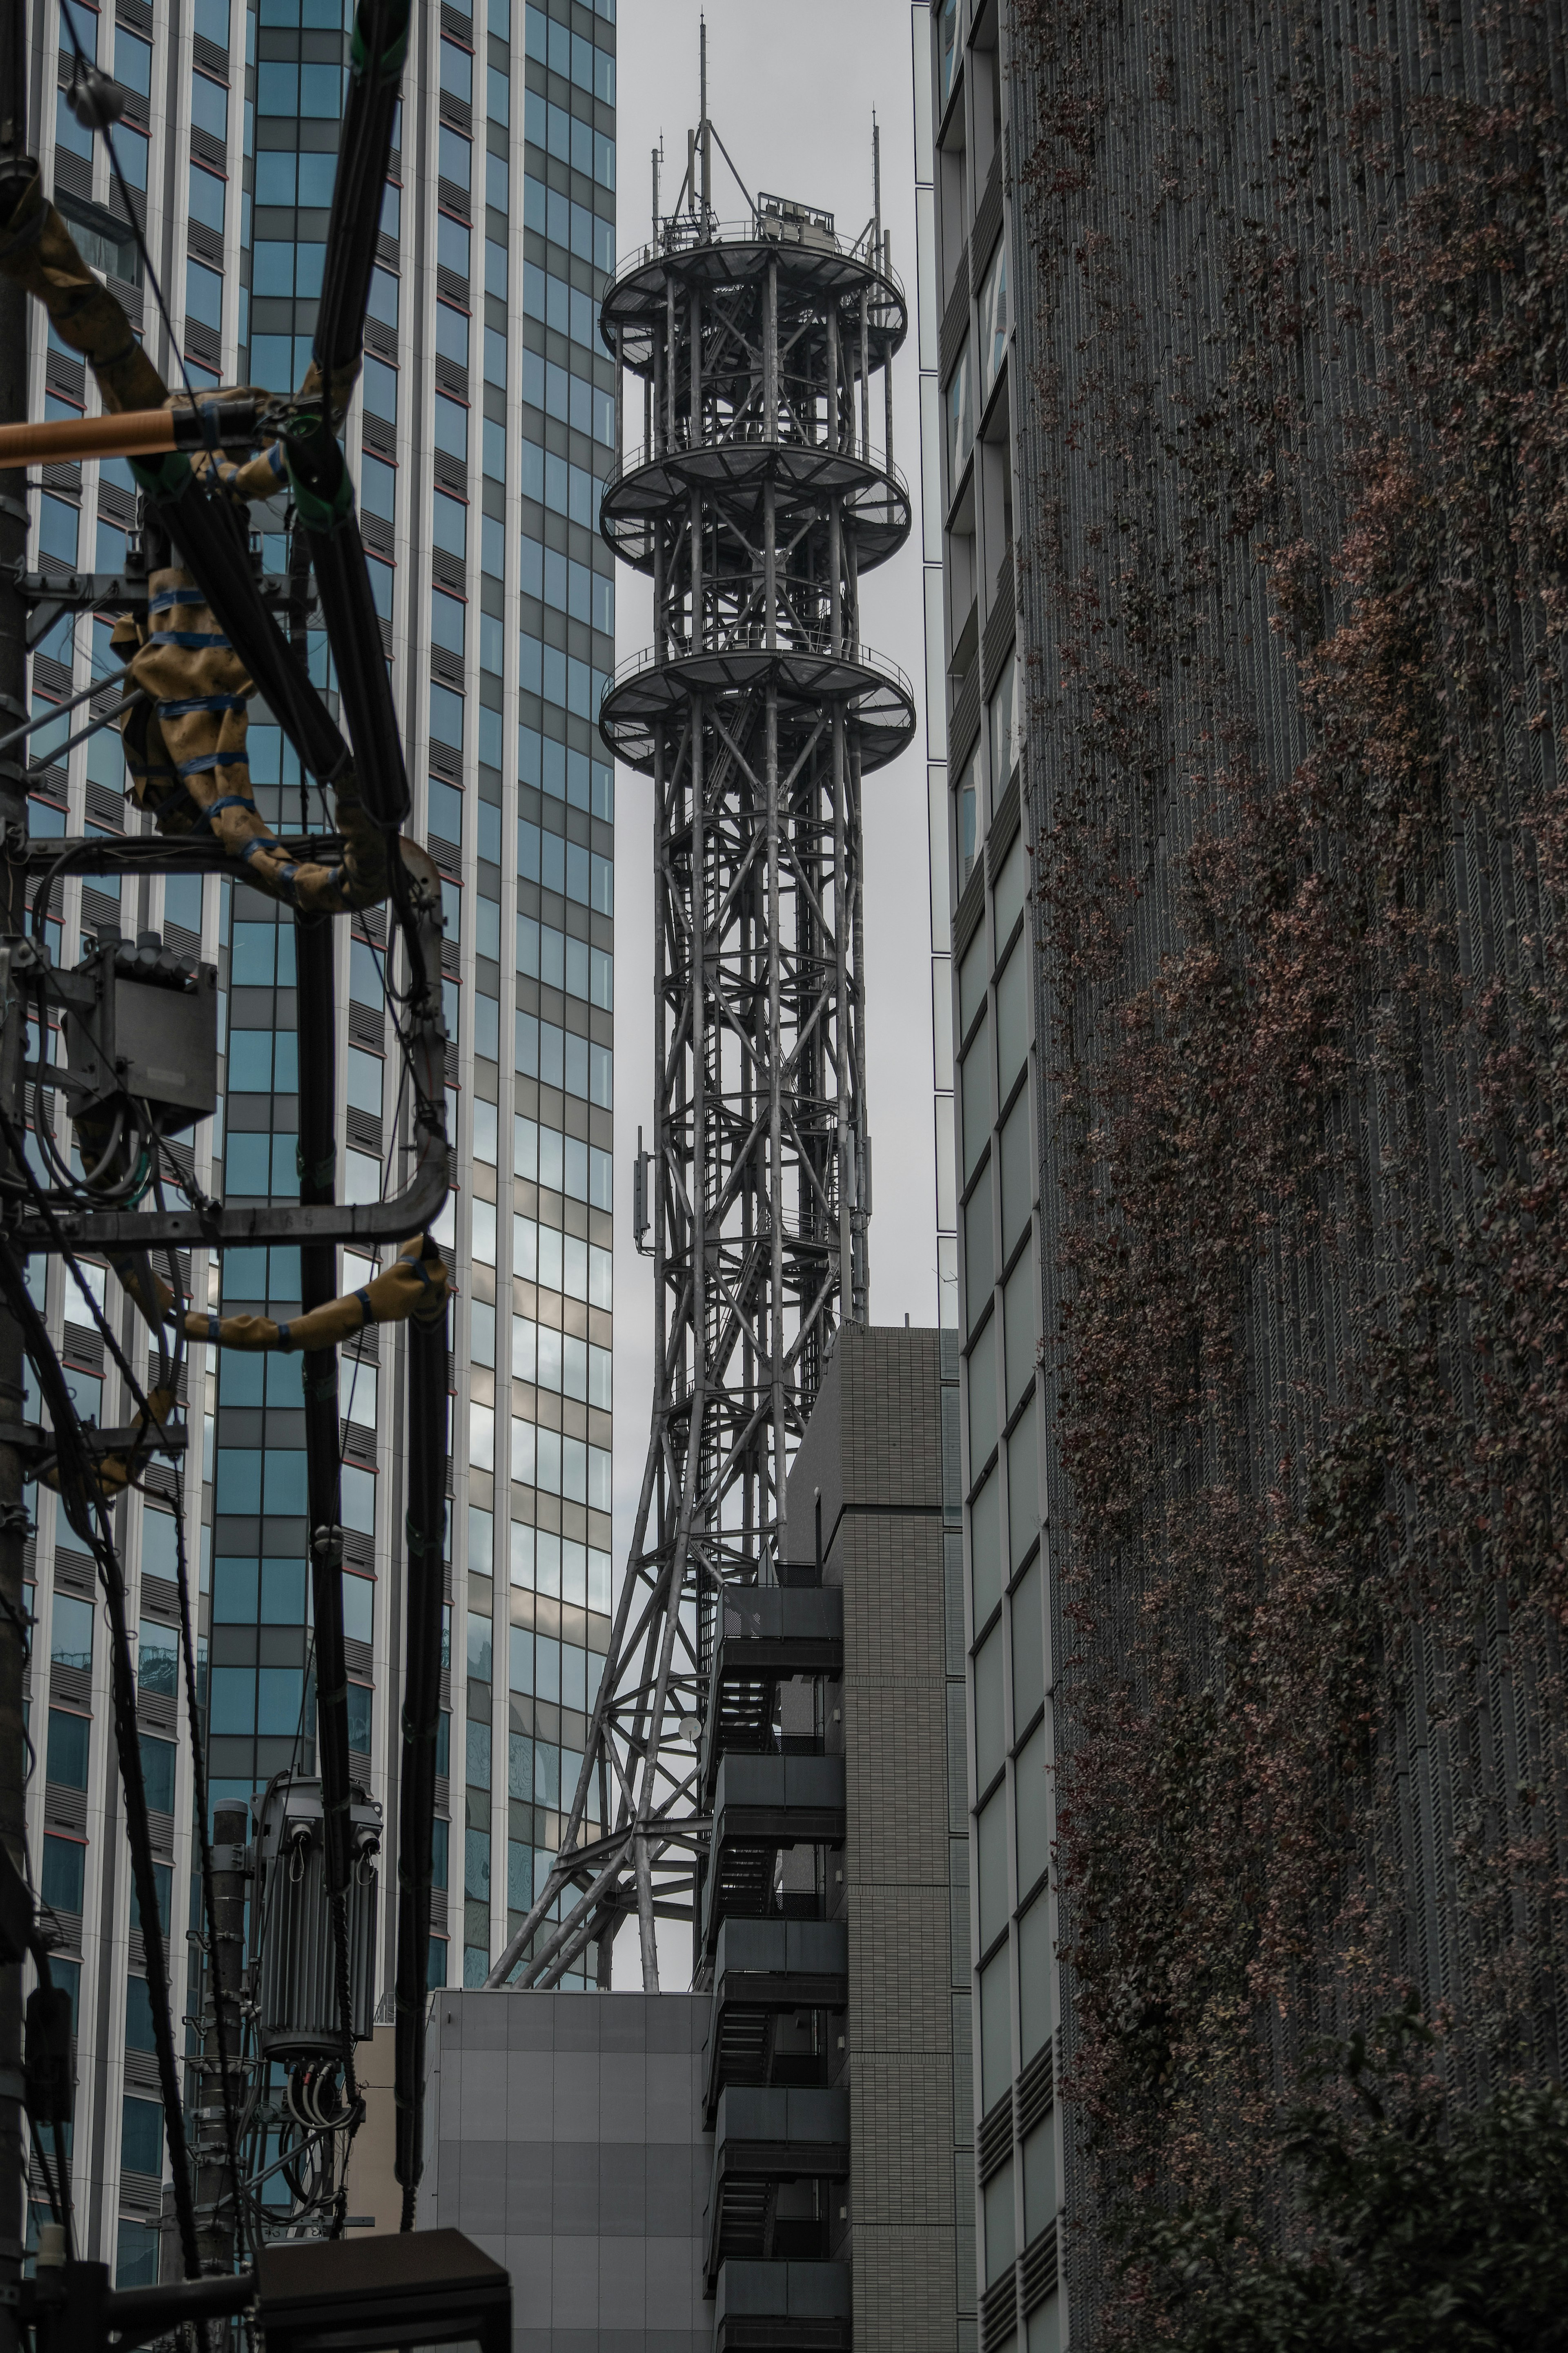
250;1778;382;2061
61;927;218;1139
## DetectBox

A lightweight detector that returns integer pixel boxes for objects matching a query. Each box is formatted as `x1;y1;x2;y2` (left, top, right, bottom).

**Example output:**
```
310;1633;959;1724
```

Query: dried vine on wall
1010;0;1568;2333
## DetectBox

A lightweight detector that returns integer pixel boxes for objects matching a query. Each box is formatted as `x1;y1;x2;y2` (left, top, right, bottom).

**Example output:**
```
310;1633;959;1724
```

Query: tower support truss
490;192;913;1992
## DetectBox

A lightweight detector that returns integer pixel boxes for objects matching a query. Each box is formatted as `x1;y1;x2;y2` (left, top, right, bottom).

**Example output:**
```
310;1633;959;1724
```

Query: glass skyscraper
21;0;616;2279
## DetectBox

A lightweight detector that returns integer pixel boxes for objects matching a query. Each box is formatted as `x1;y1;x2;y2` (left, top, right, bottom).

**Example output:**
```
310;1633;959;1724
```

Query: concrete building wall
789;1326;973;2353
429;1990;712;2353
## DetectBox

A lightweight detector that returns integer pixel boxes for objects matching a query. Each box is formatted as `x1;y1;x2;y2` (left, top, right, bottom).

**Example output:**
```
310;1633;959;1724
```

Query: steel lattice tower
489;150;913;1994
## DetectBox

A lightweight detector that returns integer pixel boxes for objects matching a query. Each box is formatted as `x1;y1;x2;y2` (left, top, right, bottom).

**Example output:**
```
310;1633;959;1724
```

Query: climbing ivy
1008;0;1568;2336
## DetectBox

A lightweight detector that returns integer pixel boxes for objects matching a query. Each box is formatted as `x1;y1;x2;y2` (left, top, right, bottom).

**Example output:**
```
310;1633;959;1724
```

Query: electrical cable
22;689;148;778
292;908;362;2207
56;0;212;435
152;1163;249;2266
0;660;135;754
0;1241;203;2277
0;1104;236;2271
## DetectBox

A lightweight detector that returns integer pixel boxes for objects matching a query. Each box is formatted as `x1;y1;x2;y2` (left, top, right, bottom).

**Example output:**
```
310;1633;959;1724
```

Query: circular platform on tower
601;439;912;573
600;219;908;376
599;640;917;777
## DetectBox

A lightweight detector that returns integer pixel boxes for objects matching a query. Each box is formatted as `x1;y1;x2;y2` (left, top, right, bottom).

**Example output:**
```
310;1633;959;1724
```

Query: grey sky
608;0;939;1593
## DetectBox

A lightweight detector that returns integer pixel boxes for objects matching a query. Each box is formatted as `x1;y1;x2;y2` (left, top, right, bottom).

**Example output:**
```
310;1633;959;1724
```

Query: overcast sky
608;0;938;1585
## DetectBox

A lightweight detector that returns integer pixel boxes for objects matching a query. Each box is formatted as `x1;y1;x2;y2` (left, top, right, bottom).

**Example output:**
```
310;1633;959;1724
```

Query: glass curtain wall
19;0;619;2279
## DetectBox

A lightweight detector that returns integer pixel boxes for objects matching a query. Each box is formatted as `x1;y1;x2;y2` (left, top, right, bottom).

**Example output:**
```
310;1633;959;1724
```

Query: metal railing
603;631;915;707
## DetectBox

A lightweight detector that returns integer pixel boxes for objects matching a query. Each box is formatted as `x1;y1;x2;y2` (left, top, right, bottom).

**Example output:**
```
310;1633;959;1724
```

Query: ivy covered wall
1008;0;1568;2334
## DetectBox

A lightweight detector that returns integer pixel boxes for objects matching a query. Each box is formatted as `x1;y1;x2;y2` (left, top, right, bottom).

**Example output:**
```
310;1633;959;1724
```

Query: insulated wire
0;1110;236;2264
0;1240;202;2275
57;0;211;431
151;1164;250;2266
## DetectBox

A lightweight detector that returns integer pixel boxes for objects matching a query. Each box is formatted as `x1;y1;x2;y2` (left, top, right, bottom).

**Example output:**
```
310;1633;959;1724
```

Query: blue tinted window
125;1975;157;2053
298;150;337;206
191;69;227;138
467;1610;492;1682
260;1557;305;1621
41;1833;85;1914
213;1558;258;1621
347;1683;372;1751
139;1733;176;1813
47;1708;89;1791
208;1666;256;1733
257;1667;305;1737
51;1593;94;1671
120;2097;163;2179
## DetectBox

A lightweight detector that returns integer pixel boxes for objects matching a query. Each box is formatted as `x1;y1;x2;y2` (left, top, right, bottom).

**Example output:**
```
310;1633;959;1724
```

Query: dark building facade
926;0;1568;2342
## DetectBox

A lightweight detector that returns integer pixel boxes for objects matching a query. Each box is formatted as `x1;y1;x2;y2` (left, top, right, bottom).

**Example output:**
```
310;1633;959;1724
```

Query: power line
57;0;212;434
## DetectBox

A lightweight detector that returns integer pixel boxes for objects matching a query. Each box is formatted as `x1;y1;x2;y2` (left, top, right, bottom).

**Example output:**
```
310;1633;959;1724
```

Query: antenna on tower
699;13;712;214
873;111;882;259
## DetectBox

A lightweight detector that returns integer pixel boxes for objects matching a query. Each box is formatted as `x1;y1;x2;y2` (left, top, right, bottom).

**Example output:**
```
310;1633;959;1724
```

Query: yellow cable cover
0;165;164;413
0;167;380;911
112;568;388;912
36;1383;179;1503
113;1235;450;1352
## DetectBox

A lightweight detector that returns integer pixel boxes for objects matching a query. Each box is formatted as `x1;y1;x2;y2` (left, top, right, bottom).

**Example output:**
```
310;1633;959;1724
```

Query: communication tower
492;87;914;1992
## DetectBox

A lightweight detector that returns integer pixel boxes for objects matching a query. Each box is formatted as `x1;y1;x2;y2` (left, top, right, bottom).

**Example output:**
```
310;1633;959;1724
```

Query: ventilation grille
940;246;971;386
1016;2040;1054;2136
1019;2224;1059;2316
978;2268;1016;2352
982;560;1016;698
977;2092;1012;2184
973;150;1004;277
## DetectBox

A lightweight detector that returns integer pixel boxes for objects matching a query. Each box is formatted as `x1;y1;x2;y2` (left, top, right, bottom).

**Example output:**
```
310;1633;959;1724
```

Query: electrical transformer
60;924;219;1141
250;1778;381;2062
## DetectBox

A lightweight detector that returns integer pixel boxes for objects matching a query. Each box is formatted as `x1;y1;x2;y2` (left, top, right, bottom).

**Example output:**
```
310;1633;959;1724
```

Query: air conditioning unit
250;1778;381;2062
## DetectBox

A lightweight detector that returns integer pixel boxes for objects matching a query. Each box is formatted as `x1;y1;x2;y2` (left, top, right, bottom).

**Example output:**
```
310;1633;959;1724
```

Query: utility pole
0;0;32;2329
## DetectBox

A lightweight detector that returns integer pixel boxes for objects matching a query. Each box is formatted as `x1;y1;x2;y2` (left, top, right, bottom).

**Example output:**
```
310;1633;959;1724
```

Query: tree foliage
1135;2005;1568;2352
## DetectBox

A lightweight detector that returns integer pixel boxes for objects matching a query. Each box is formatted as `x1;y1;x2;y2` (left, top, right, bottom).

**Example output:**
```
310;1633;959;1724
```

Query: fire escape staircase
699;1584;851;2350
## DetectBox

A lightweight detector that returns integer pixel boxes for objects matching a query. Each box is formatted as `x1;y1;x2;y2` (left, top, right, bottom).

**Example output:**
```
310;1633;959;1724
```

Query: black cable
0;1098;163;1422
0;1243;203;2276
0;1115;217;2272
22;689;147;778
152;1168;248;2266
293;912;361;2206
56;0;210;430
